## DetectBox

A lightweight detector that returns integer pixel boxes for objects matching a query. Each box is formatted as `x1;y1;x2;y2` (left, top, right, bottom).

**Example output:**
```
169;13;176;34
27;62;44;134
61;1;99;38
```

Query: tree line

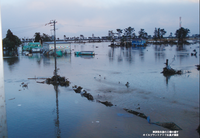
2;30;53;56
2;26;191;55
112;26;190;43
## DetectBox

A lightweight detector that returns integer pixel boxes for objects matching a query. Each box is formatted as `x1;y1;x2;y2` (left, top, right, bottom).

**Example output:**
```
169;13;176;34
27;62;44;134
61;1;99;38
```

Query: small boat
74;51;95;55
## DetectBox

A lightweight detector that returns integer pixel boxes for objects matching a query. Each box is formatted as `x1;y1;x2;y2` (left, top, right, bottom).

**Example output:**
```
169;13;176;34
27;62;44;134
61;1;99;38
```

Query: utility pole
45;20;58;76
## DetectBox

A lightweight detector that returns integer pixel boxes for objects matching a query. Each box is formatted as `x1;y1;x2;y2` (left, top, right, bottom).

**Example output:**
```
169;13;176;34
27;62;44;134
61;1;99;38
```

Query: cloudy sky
0;0;199;39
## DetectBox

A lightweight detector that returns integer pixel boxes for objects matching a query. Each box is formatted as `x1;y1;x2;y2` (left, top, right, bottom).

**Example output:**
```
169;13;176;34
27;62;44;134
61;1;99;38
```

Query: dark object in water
125;109;182;130
21;82;28;88
72;85;94;101
124;108;147;119
125;82;130;87
195;65;200;70
73;86;83;93
81;92;94;101
36;81;45;84
153;122;182;130
162;59;182;75
197;125;200;135
46;75;70;86
161;66;182;75
97;100;113;107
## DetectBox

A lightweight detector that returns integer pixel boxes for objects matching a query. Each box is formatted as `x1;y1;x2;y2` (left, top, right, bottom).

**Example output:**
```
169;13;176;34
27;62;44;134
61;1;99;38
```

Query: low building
132;38;146;46
43;41;71;54
22;42;42;52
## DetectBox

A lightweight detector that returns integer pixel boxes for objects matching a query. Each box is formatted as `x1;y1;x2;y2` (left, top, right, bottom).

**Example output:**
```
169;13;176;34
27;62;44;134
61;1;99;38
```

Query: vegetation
175;27;190;43
34;32;42;43
153;28;166;42
123;26;136;41
138;29;148;39
34;32;52;44
3;29;21;56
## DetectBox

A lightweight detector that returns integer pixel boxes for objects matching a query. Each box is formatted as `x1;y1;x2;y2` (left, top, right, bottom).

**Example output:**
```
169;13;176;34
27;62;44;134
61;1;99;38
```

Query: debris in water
81;92;94;101
36;81;45;84
20;82;28;89
147;116;151;124
161;67;182;75
72;85;94;101
195;65;200;70
147;116;182;130
125;82;130;87
73;86;83;93
161;59;182;75
97;100;113;107
46;75;70;86
197;125;200;135
9;98;15;100
153;122;182;130
124;108;147;119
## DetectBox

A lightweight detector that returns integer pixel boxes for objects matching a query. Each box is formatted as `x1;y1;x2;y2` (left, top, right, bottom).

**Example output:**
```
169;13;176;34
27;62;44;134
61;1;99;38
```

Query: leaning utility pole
45;20;58;76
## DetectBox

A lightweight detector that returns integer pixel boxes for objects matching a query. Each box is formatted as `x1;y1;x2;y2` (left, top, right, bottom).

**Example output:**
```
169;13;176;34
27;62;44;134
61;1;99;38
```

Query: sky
0;0;199;39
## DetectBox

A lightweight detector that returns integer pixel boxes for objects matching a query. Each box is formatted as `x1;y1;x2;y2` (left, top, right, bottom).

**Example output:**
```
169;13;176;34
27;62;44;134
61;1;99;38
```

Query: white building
43;41;71;54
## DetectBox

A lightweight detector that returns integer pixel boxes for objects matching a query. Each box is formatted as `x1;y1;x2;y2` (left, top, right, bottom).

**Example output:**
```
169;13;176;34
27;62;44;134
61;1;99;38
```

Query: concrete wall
0;8;8;138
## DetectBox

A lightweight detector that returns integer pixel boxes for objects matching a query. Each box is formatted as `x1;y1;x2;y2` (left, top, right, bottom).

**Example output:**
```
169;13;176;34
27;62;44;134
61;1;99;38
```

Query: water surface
4;42;199;138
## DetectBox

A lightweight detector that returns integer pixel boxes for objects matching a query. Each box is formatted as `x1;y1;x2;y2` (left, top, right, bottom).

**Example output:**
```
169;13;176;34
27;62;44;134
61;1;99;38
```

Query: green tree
138;29;148;39
116;29;123;37
34;32;42;43
160;29;166;38
153;28;166;42
175;27;190;43
153;28;158;42
124;27;135;40
3;29;21;51
41;33;52;41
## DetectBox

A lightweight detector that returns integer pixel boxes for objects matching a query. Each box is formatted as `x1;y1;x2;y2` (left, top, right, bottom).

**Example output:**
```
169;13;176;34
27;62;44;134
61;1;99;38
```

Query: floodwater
3;42;199;138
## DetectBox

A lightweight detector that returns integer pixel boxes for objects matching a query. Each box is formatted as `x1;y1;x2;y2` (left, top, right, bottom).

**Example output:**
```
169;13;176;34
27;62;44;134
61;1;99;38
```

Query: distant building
132;38;146;46
43;41;71;54
22;42;42;51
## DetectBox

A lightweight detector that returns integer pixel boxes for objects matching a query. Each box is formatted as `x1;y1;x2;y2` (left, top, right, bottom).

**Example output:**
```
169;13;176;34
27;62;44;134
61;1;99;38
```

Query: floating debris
36;81;45;84
197;125;200;135
125;82;130;87
124;108;147;119
161;59;182;75
124;109;182;130
97;100;113;107
20;82;28;89
46;75;70;86
195;65;200;70
153;122;182;130
9;98;15;100
161;66;182;75
73;86;83;93
81;92;94;101
72;85;94;101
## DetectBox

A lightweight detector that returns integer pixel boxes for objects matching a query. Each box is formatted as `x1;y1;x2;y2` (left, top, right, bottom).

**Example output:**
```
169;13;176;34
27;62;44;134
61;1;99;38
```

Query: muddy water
4;42;199;138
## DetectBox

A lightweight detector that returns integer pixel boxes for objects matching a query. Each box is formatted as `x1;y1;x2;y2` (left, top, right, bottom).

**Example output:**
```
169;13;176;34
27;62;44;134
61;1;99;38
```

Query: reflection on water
3;42;199;138
4;57;19;65
54;85;61;138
